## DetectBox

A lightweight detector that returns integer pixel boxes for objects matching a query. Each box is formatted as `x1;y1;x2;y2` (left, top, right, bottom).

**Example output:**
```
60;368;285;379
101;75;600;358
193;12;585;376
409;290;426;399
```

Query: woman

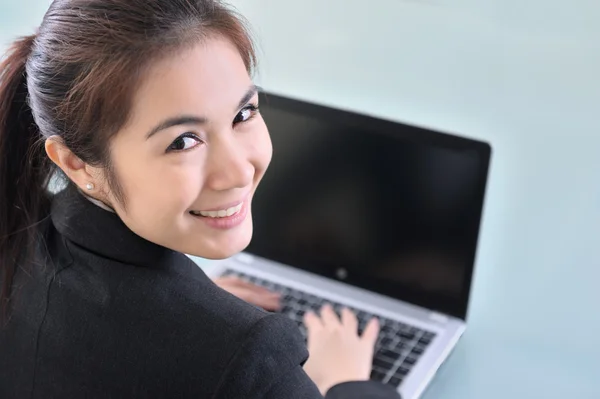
0;1;400;398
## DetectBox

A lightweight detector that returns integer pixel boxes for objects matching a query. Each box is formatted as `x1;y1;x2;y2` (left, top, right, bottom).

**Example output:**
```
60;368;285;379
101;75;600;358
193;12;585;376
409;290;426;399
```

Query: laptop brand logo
336;268;348;280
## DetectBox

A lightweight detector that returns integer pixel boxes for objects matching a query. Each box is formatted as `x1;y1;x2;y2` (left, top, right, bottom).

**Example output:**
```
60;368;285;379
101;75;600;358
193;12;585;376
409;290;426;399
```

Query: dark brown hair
0;0;256;324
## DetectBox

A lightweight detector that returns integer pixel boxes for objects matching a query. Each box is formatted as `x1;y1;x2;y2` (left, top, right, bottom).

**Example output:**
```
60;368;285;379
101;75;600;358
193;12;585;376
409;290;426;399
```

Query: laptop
208;91;491;399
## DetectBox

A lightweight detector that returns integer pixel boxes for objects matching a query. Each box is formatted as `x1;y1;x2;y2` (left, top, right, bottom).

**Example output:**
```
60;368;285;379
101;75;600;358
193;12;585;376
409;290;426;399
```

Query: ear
45;136;100;193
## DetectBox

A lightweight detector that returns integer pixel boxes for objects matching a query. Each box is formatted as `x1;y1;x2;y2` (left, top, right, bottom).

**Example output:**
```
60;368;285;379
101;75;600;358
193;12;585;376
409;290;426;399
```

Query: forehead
129;37;252;121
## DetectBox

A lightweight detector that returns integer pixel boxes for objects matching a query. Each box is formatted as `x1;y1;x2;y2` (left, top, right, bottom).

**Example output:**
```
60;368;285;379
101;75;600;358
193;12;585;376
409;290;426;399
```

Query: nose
205;135;254;192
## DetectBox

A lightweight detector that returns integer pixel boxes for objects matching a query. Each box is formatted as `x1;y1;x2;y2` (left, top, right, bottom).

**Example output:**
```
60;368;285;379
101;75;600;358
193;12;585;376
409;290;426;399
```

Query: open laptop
208;92;491;399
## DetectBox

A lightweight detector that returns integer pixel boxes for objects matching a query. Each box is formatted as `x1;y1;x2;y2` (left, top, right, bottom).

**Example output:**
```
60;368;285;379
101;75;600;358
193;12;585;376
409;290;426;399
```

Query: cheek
251;123;273;174
110;147;202;217
133;168;202;216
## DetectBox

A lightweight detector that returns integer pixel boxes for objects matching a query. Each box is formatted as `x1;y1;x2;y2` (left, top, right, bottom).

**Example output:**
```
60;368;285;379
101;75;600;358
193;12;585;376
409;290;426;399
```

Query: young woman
0;1;400;398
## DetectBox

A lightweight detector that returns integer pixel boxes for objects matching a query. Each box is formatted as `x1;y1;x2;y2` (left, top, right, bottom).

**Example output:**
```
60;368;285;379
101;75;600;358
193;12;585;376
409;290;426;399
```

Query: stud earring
86;183;94;191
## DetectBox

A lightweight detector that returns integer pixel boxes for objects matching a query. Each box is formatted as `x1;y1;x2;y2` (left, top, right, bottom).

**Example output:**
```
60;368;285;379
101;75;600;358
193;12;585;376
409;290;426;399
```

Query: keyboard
222;270;436;388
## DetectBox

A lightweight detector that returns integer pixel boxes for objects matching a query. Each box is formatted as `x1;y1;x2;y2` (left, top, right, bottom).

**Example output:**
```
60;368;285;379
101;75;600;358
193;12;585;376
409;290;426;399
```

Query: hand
213;276;281;311
302;304;379;395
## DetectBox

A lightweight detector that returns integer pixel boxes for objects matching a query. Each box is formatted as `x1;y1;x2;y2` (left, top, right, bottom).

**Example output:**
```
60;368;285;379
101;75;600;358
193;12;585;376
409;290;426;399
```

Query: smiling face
97;37;272;259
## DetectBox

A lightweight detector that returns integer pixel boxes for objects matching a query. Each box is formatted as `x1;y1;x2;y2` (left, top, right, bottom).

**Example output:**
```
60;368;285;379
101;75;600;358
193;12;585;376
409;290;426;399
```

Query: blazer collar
51;184;189;269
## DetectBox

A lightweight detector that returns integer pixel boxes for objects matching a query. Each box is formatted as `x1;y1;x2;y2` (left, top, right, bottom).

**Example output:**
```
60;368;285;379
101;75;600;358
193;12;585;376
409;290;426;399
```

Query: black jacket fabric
0;185;400;399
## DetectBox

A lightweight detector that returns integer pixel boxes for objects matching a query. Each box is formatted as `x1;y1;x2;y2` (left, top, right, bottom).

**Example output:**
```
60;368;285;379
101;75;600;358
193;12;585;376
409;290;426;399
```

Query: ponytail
0;35;53;325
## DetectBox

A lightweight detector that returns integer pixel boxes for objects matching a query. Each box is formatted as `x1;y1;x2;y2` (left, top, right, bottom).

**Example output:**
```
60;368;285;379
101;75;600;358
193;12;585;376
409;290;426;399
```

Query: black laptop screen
246;93;491;320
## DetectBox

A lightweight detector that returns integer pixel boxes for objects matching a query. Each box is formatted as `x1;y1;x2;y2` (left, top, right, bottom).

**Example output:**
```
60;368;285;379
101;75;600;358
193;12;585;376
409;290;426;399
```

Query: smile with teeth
190;202;243;218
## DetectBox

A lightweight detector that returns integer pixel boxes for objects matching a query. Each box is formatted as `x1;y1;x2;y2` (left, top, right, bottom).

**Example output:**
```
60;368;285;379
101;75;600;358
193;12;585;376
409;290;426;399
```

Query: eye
233;104;259;125
167;133;203;152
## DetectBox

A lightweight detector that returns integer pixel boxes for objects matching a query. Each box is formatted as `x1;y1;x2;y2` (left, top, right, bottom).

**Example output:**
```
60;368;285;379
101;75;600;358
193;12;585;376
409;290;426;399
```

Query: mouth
189;202;244;219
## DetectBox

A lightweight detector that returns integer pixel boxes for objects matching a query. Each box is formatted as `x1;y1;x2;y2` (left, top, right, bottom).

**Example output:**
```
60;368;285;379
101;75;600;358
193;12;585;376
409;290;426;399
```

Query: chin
198;246;246;260
190;227;253;260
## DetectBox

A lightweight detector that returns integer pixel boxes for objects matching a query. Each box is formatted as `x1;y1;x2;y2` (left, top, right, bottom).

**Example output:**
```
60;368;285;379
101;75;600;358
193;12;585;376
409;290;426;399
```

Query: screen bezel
249;91;492;321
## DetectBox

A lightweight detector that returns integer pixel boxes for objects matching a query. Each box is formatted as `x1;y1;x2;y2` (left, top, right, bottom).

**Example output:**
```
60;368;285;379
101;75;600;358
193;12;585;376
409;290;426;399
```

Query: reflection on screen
247;104;484;316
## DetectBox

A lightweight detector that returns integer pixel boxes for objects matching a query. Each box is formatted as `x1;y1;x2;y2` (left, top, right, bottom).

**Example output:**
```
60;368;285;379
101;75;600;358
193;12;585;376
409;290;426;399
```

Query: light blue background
2;1;599;398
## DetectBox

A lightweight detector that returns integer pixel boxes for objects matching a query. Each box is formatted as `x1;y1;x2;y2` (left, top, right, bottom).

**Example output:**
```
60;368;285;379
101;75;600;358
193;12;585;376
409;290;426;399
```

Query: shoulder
213;313;310;397
47;242;270;345
40;239;280;396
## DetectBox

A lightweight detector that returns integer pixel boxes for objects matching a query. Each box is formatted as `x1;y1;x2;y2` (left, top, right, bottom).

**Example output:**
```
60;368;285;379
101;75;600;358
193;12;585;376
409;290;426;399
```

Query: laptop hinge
429;312;449;324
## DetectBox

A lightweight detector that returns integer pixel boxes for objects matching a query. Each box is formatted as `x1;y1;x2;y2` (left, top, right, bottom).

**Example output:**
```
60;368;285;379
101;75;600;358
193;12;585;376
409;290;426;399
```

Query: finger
227;276;247;284
229;277;268;291
212;275;238;287
218;276;256;289
235;279;281;297
320;303;340;327
246;291;282;311
224;285;277;307
303;310;323;334
360;317;380;346
225;276;280;296
340;307;358;333
250;285;281;298
255;295;281;311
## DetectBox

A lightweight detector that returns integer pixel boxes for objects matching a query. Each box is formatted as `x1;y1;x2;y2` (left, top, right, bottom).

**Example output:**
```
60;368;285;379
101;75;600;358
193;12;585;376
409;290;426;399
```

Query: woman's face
102;37;272;259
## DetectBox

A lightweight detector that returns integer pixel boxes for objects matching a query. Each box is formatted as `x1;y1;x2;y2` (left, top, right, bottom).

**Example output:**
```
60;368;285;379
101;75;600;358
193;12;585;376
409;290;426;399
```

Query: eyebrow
145;85;259;139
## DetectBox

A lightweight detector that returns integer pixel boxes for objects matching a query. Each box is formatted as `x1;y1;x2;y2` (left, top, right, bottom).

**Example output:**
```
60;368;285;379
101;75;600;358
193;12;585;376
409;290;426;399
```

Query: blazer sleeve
213;314;401;399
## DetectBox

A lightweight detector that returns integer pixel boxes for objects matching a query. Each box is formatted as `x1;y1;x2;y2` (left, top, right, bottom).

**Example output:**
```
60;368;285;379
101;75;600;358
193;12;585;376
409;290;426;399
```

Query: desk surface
190;256;599;399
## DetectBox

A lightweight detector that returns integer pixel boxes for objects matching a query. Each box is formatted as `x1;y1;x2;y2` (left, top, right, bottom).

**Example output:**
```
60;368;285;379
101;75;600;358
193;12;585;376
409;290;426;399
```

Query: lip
196;193;250;213
189;195;250;230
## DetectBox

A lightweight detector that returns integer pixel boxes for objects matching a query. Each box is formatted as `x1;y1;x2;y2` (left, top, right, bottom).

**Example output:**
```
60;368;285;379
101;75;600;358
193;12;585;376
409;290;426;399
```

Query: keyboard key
397;366;410;376
411;346;424;355
372;364;388;374
388;376;403;387
380;336;393;347
370;370;386;381
378;349;401;361
419;334;434;345
396;322;409;330
383;332;399;342
382;318;396;326
393;342;407;353
402;356;416;366
358;322;367;334
381;325;395;334
373;356;395;370
310;304;322;314
332;304;343;316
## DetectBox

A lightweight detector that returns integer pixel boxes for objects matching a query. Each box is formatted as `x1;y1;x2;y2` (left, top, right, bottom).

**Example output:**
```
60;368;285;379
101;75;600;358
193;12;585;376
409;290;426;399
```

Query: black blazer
0;185;400;399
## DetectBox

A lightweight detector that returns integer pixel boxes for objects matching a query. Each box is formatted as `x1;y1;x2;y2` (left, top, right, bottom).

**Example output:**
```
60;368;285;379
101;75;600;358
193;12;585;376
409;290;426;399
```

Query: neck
78;188;115;213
